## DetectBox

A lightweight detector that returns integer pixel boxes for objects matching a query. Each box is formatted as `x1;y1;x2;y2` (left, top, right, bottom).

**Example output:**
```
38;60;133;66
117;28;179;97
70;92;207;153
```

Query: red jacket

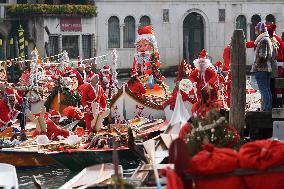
80;83;107;110
74;69;85;85
32;119;70;139
128;80;146;97
223;45;231;69
0;100;20;131
189;67;218;93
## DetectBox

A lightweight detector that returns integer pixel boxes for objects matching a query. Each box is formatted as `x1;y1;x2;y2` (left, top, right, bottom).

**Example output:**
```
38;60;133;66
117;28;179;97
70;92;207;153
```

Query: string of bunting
0;52;110;66
0;52;65;63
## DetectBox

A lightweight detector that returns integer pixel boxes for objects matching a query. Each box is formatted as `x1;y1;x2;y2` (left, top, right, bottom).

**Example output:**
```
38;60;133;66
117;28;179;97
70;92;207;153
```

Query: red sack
239;140;284;189
188;144;245;189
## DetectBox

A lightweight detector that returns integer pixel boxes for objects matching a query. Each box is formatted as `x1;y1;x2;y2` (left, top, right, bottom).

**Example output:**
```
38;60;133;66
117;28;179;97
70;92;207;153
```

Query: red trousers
84;112;94;132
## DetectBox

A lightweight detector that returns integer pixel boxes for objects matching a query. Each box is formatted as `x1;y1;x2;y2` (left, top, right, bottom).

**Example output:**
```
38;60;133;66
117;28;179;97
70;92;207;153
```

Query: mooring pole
229;29;246;131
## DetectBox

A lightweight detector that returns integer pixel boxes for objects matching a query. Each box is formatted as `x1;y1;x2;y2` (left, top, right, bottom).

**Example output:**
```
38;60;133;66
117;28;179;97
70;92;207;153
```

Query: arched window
236;15;247;39
250;14;261;41
139;16;151;27
123;16;135;48
265;14;276;24
108;16;120;48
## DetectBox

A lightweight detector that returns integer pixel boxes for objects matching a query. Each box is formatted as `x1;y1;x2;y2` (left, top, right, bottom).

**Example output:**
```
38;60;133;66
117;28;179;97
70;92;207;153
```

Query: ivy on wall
6;4;97;17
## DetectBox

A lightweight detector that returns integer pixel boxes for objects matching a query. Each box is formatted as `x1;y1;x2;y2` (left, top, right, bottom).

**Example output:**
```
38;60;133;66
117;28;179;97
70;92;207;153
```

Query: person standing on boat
251;22;273;111
80;73;107;132
99;65;114;99
127;69;146;98
189;49;218;104
0;88;25;132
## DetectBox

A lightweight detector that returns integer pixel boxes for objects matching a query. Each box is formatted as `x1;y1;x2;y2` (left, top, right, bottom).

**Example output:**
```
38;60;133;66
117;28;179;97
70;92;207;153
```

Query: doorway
183;12;205;64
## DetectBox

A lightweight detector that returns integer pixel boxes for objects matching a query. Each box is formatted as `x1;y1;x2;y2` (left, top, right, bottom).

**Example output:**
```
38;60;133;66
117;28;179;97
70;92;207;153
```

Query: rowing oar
32;175;43;189
143;139;162;189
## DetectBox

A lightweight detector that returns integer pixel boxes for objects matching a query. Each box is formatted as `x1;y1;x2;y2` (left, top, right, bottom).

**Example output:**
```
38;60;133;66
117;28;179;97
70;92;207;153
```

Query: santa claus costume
127;69;146;98
74;62;87;86
132;25;159;76
0;88;24;131
32;110;70;140
189;49;218;103
99;65;114;99
80;73;107;132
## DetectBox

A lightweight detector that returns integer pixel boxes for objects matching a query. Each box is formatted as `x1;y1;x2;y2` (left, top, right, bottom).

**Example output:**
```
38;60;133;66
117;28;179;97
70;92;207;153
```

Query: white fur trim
277;94;283;98
193;58;212;70
7;94;15;97
277;61;284;67
89;74;98;81
101;68;110;72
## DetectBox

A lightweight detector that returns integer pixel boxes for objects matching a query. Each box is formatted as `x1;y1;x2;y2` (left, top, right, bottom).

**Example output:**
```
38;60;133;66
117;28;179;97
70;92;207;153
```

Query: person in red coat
99;65;114;99
74;62;86;86
127;70;146;98
223;43;231;72
0;88;25;132
80;73;107;132
189;49;218;104
32;110;70;140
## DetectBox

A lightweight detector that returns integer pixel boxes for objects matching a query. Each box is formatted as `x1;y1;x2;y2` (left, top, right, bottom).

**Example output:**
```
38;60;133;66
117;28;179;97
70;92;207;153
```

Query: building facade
95;0;284;69
0;0;96;61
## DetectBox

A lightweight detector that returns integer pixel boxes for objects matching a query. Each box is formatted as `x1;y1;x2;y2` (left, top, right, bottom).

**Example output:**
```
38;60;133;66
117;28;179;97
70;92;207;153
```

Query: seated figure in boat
32;110;70;140
80;73;107;132
0;88;25;132
132;25;166;90
99;65;116;99
188;49;219;114
127;69;146;98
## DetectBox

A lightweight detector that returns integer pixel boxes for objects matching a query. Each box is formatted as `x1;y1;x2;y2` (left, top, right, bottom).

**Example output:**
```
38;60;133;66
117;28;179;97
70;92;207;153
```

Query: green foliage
6;4;97;17
185;109;240;155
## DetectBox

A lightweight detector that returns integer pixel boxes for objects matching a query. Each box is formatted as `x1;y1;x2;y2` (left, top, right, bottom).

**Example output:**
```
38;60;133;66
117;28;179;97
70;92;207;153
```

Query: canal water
17;76;257;188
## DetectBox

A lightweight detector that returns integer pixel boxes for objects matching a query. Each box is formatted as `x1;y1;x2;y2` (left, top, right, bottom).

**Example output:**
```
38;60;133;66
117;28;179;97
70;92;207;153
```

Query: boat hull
47;148;140;171
111;87;165;121
0;149;57;170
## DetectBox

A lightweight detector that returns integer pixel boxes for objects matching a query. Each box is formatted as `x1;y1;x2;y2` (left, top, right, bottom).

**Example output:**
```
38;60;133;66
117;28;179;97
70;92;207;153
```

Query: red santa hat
88;72;99;82
6;88;15;97
50;109;61;118
78;59;85;69
193;49;212;70
101;65;110;72
135;25;158;51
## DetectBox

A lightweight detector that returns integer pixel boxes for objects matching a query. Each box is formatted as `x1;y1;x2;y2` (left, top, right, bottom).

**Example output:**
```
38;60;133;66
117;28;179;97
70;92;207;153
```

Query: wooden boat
110;85;168;121
46;147;140;171
59;163;123;189
0;148;57;170
129;163;173;188
0;163;19;189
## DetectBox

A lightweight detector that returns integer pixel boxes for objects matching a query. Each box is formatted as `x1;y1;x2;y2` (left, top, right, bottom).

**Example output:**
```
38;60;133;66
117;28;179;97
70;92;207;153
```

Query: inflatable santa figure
189;49;218;103
132;25;159;76
0;88;25;131
80;73;107;132
99;65;113;99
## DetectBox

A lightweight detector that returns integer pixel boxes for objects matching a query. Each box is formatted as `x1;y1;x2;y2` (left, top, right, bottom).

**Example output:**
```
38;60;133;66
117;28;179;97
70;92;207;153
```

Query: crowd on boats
0;21;281;144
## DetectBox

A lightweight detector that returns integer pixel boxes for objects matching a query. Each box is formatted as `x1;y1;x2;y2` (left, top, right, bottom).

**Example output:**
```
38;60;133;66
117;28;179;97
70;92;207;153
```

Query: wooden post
229;29;246;130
